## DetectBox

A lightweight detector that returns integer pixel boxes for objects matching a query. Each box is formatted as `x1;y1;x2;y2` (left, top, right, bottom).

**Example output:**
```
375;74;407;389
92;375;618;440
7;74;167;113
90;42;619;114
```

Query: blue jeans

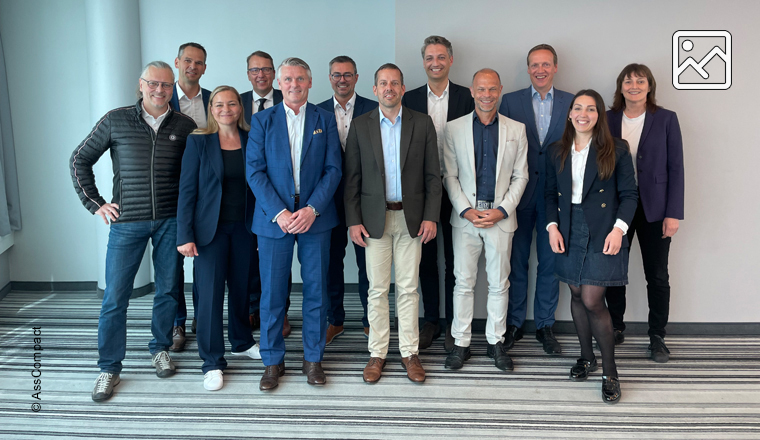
98;218;182;374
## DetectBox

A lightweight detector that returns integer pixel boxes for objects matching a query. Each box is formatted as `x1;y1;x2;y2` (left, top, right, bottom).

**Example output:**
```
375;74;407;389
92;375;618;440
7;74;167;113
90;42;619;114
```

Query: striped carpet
0;290;758;439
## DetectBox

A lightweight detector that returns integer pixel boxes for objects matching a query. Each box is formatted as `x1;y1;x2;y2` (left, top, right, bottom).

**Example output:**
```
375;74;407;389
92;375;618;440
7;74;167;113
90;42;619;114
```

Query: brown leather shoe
282;315;292;338
302;360;326;385
401;354;426;383
249;313;260;331
259;362;285;391
363;357;385;384
169;325;185;352
325;324;344;345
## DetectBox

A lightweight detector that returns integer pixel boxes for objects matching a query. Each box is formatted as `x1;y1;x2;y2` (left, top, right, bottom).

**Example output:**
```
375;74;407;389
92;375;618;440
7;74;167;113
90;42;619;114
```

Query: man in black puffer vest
70;61;197;402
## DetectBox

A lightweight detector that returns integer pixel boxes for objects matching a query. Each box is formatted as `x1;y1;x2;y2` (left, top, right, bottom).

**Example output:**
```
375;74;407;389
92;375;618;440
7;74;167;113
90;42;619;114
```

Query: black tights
569;284;617;377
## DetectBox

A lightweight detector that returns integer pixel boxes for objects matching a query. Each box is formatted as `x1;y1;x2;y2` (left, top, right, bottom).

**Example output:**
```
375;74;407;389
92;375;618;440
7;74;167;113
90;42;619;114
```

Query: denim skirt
554;205;629;287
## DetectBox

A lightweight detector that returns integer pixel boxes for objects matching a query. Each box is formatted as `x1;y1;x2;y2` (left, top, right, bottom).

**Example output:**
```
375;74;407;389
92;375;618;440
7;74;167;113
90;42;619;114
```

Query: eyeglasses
248;67;274;75
140;78;173;90
331;73;355;81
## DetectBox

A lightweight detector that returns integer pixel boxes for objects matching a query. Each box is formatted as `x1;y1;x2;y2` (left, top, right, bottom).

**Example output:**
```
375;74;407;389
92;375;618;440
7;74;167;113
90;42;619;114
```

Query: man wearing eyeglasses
241;50;294;338
70;61;197;402
317;56;378;345
169;42;211;352
242;51;284;124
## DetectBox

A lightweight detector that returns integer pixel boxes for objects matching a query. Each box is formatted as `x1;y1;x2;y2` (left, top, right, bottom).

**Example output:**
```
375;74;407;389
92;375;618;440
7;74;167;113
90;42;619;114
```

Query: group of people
70;36;684;405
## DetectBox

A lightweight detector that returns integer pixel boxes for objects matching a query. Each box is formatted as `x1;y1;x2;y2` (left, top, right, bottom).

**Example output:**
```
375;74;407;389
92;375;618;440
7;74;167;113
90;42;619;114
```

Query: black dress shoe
536;326;562;354
302;361;326;385
648;335;670;363
569;357;598;381
444;345;471;370
503;325;523;350
613;329;625;345
487;341;514;371
444;324;455;353
418;321;441;350
259;362;285;391
602;376;621;403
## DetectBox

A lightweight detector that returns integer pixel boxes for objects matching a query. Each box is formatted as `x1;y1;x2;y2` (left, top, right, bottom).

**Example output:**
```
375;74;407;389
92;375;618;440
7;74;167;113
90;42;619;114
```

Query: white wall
0;0;756;324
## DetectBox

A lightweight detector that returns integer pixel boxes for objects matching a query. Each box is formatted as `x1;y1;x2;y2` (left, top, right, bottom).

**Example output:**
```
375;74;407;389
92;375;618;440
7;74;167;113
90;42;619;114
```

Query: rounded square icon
673;30;731;90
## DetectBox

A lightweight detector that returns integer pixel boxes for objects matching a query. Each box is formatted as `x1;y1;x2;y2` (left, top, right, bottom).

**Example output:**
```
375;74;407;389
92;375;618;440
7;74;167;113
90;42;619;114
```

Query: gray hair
421;35;453;59
277;57;312;80
136;61;174;98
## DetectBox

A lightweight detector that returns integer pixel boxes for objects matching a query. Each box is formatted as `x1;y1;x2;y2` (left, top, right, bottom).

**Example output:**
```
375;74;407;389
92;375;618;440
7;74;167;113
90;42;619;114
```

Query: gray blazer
344;106;441;238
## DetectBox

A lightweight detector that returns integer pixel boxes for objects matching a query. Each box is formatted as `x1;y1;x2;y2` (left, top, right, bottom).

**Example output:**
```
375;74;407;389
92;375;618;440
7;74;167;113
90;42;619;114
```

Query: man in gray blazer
344;63;441;384
442;69;528;371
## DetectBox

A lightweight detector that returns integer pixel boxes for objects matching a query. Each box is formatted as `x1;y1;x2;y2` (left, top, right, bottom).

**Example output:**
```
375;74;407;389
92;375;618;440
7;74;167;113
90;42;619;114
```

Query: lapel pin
313;128;322;135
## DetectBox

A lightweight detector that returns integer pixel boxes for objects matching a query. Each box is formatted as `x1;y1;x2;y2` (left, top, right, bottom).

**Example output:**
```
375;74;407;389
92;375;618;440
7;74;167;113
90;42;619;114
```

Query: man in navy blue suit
169;42;211;352
317;56;378;345
240;50;294;338
246;57;342;391
498;44;573;355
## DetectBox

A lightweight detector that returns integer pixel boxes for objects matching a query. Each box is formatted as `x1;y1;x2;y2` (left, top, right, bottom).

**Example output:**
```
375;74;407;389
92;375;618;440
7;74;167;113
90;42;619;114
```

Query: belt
386;201;403;211
476;200;494;210
294;194;300;205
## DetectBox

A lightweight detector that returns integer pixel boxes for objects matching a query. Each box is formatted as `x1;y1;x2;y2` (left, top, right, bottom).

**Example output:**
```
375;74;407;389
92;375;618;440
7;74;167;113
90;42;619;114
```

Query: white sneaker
231;342;261;360
203;369;223;391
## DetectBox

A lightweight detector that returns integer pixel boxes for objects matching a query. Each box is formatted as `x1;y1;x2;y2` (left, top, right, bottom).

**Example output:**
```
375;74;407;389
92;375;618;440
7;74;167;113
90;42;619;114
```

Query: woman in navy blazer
176;86;259;391
545;90;638;403
604;64;684;364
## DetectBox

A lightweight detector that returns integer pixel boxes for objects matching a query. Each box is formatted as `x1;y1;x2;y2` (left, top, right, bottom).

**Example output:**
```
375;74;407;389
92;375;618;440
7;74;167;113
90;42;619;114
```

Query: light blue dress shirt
531;85;554;145
379;107;403;202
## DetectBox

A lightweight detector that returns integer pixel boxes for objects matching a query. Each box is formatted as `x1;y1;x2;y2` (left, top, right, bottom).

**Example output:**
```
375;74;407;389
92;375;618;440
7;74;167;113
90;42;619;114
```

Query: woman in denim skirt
544;89;638;403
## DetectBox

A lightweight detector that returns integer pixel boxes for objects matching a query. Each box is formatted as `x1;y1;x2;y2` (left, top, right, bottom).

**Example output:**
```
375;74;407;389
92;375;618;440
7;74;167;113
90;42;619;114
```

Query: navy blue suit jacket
545;139;638;253
176;129;254;247
169;84;211;117
242;89;284;126
401;81;474;123
607;108;684;222
246;102;342;239
499;86;573;210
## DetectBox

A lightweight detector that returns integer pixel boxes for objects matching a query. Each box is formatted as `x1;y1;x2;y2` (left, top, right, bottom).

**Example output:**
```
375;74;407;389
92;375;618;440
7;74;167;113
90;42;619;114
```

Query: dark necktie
257;98;267;113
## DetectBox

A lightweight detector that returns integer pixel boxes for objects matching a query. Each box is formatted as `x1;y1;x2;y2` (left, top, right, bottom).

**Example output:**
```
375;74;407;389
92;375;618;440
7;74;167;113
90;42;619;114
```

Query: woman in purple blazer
604;64;685;363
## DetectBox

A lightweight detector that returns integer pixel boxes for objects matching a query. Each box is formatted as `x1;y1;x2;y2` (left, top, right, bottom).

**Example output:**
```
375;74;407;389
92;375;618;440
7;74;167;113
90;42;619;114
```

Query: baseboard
0;282;10;300
11;281;98;291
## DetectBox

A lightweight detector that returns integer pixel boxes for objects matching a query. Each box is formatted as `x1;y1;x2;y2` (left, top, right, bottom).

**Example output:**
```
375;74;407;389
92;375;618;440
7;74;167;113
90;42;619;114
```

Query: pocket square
313;128;323;135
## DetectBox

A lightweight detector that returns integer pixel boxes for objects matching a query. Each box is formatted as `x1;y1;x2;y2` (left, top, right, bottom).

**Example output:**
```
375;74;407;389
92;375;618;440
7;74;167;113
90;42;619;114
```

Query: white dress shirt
252;89;275;115
622;112;645;184
333;93;356;151
175;82;207;128
427;82;449;174
285;102;307;194
141;103;169;132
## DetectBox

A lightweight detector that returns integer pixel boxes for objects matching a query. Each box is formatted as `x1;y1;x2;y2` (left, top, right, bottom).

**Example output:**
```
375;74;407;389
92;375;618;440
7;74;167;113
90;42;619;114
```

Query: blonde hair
193;85;250;135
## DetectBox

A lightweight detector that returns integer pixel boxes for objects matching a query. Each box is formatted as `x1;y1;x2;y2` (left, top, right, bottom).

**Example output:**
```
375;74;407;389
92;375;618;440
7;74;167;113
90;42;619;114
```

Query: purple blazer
607;108;684;222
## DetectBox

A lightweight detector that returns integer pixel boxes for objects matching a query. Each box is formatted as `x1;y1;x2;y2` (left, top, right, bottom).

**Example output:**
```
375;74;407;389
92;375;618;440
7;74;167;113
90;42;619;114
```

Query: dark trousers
174;263;198;326
606;200;672;338
194;221;255;373
327;174;369;327
248;232;292;316
420;185;455;325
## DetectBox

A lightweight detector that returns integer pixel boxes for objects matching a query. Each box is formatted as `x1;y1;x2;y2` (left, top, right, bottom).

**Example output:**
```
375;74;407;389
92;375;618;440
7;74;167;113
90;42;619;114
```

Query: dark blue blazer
176;129;254;247
545;139;638;253
607;108;684;222
401;81;474;122
316;93;378;122
169;84;211;116
499;86;573;210
246;102;342;239
242;89;283;126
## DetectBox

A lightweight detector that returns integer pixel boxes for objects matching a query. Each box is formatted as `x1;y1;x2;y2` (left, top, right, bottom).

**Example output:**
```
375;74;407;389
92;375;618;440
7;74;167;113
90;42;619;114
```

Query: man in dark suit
246;57;342;391
344;63;441;384
241;50;293;337
317;56;378;344
401;36;474;351
498;44;573;355
169;42;211;352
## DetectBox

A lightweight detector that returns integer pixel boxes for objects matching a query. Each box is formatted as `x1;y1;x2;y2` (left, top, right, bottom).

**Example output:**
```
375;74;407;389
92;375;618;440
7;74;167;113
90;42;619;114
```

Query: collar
176;82;202;101
285;102;308;118
472;111;498;127
427;81;450;100
333;92;356;111
530;85;554;101
380;106;403;125
140;101;170;120
253;88;275;102
571;138;592;155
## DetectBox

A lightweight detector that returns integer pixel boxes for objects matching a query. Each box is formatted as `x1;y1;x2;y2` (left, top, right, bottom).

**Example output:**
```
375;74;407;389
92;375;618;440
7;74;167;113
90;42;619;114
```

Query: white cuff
613;218;629;235
546;222;559;231
272;209;287;222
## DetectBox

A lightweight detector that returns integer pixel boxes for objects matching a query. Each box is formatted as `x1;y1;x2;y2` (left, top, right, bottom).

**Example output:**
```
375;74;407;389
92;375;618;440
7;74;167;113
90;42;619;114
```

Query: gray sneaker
92;372;120;402
151;351;176;378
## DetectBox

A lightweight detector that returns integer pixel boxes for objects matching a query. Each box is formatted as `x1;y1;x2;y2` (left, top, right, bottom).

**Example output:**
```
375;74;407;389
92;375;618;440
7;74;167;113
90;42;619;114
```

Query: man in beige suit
442;68;528;372
344;63;441;384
